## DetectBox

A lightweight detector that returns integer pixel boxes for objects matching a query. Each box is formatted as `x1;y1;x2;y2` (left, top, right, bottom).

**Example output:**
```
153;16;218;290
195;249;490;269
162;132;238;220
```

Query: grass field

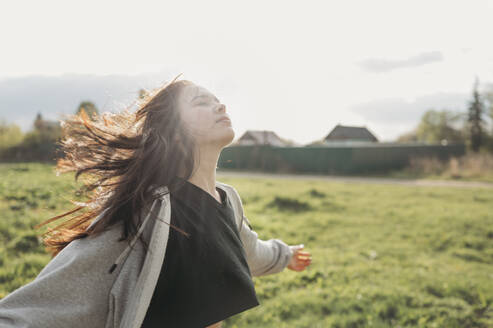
0;162;492;327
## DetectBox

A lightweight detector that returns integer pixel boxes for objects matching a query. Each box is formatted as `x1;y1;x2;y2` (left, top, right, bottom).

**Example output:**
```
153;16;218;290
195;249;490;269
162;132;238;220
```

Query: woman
0;75;312;328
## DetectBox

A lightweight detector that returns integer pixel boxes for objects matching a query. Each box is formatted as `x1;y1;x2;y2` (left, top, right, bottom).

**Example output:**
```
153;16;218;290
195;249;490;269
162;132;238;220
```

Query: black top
141;178;260;327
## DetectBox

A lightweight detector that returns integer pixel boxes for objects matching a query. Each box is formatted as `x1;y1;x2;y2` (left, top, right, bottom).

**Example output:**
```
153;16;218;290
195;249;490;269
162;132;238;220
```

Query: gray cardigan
0;181;293;328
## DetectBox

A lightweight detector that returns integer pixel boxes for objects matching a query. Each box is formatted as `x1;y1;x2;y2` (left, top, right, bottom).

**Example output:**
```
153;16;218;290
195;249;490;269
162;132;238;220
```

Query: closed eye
192;95;220;106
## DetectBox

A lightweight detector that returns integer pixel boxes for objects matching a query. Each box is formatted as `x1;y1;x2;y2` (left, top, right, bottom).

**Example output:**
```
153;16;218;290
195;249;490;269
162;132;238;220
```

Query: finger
296;259;311;265
295;259;311;267
295;252;311;257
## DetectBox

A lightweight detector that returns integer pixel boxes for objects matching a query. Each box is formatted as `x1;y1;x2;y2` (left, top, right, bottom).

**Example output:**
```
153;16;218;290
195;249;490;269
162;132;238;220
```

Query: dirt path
217;170;493;189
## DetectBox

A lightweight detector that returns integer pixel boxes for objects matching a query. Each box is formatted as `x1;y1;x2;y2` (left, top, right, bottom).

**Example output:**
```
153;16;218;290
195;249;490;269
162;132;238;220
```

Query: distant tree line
0;99;102;162
1;82;493;163
0;89;152;162
396;77;493;153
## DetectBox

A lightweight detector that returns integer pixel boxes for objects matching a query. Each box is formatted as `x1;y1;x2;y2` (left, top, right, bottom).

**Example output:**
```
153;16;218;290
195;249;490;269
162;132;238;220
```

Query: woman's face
177;82;235;149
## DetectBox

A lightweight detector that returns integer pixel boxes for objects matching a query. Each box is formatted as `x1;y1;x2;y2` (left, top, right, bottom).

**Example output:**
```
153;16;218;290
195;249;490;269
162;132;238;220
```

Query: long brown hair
35;74;199;258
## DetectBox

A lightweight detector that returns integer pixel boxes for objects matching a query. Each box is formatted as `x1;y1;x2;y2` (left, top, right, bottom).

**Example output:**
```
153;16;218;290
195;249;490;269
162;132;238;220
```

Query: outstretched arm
238;214;294;276
225;183;312;276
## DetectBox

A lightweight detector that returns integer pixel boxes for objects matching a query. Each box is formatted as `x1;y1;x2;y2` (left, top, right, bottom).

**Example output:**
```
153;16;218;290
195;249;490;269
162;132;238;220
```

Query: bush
404;152;493;180
265;196;312;212
0;120;23;150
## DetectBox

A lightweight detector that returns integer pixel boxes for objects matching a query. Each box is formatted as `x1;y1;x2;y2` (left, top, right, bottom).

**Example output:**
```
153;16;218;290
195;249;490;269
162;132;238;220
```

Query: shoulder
216;180;232;189
217;181;245;205
216;181;239;197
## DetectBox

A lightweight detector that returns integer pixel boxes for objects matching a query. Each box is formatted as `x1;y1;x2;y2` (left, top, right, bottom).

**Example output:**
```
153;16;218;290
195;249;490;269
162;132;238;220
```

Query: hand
287;244;312;272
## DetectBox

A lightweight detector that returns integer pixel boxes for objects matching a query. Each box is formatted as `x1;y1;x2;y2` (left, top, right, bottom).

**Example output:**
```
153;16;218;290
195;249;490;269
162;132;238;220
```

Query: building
234;130;289;146
324;124;378;143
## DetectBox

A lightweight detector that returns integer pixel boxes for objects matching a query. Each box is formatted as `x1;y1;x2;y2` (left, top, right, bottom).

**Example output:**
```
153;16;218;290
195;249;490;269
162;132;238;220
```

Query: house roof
236;130;287;146
324;124;378;142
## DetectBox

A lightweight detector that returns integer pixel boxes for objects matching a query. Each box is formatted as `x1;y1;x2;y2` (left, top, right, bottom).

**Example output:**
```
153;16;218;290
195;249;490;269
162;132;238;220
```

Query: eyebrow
190;94;220;103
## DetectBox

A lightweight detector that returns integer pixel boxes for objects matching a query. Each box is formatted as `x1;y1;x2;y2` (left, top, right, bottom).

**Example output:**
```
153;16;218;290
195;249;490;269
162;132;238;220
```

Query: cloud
357;51;444;73
349;92;469;125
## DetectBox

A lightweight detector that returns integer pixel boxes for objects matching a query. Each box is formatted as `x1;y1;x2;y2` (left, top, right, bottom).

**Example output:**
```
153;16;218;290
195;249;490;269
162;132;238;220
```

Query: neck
187;143;222;199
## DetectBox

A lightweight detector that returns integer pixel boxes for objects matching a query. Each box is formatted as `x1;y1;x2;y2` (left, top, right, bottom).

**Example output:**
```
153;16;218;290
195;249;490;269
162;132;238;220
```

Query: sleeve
0;234;115;328
238;214;294;277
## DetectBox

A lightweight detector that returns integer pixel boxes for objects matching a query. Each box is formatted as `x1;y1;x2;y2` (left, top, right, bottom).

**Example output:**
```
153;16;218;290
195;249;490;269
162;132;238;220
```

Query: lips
216;116;231;123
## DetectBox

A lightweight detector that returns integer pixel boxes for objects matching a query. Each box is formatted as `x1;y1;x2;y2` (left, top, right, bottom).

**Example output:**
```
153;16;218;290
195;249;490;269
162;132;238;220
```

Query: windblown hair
35;74;199;258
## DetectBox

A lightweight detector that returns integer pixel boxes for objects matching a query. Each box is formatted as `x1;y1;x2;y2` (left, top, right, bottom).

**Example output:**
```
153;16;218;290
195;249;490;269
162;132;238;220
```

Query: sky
1;0;493;144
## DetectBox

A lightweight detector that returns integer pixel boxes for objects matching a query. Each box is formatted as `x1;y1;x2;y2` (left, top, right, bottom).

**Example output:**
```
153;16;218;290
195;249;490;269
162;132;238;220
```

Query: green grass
1;162;492;327
383;169;493;184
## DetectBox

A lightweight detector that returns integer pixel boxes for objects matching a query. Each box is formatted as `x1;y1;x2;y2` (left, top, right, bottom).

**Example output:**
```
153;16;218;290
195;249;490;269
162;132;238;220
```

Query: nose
215;103;226;113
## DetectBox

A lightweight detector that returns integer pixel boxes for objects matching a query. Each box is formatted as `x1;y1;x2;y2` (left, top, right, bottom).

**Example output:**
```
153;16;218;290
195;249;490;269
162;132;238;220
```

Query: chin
219;127;235;147
225;128;235;145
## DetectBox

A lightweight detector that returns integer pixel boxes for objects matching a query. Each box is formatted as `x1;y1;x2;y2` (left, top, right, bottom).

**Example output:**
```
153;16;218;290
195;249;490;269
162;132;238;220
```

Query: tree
484;84;493;135
34;112;44;130
0;118;24;150
414;108;464;144
32;111;62;137
396;107;467;145
76;101;99;120
482;83;493;151
467;77;486;152
396;129;419;143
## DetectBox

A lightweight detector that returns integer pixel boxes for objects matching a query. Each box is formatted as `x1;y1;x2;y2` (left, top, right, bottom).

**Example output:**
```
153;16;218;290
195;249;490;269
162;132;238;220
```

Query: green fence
0;140;467;175
218;143;466;174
